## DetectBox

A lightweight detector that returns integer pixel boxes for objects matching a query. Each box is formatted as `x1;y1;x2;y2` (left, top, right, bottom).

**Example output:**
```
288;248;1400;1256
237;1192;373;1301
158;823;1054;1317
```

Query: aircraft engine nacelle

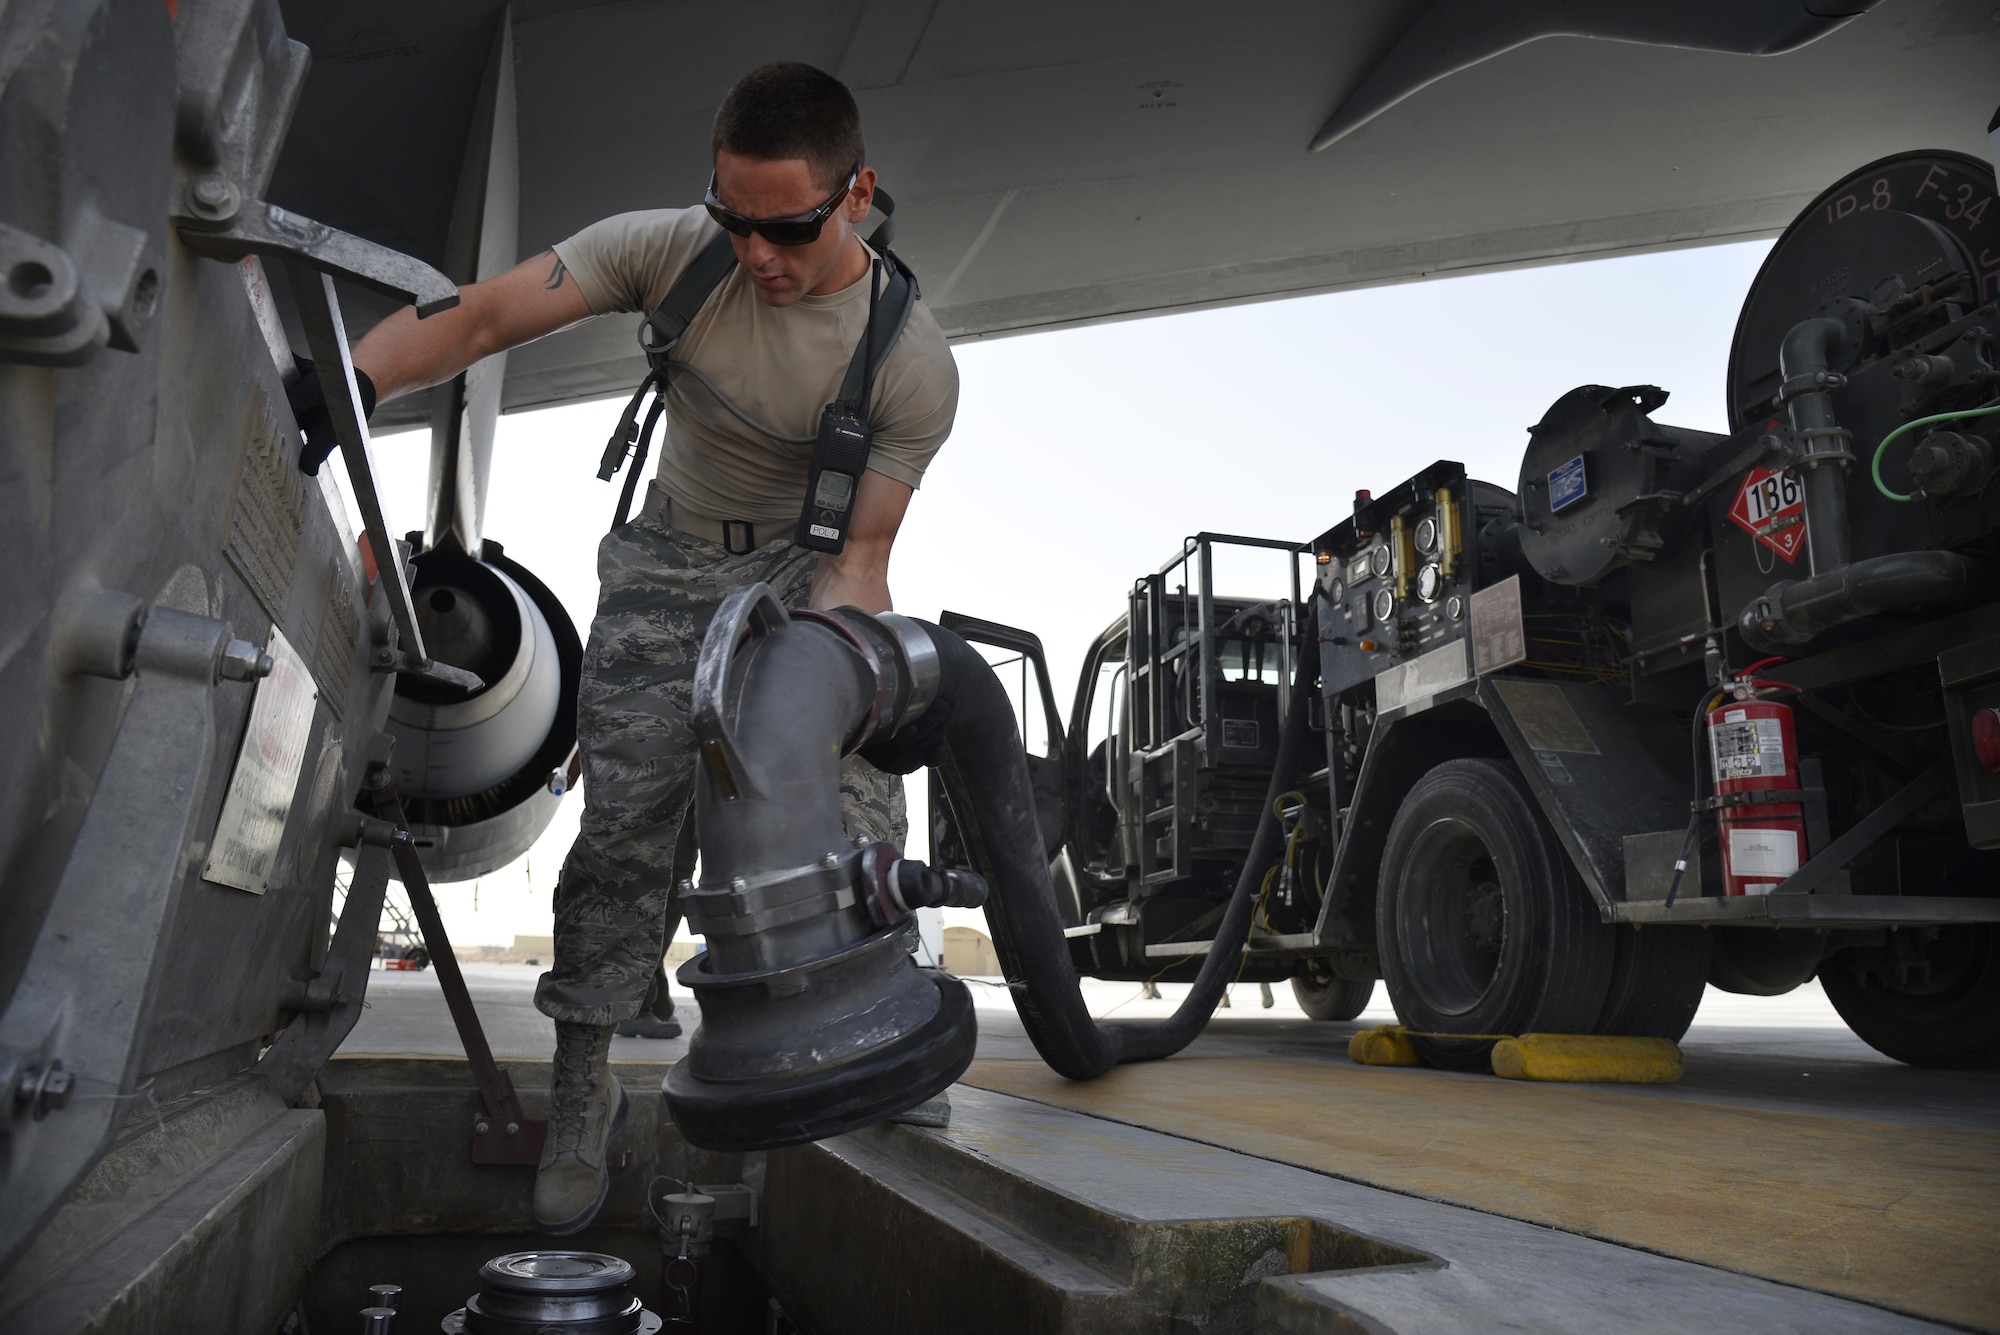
385;541;582;882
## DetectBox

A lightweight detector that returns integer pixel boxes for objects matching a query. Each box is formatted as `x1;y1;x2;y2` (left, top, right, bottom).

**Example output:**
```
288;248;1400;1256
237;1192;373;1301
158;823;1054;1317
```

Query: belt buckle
722;520;756;555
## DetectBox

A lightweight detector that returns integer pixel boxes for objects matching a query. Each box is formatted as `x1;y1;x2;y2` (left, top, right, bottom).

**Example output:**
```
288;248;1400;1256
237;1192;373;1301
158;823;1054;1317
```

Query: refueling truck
935;148;2000;1071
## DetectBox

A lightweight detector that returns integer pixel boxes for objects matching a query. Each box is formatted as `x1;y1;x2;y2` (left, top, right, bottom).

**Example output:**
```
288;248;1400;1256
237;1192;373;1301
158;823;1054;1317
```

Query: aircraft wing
268;0;1998;434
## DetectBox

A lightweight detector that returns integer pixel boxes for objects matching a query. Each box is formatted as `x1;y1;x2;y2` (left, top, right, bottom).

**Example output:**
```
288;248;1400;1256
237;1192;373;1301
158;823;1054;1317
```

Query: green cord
1847;693;1946;732
1871;401;2000;502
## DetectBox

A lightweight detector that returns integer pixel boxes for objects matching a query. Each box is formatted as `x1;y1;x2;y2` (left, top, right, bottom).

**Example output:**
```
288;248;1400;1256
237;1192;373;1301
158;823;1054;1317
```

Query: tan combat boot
612;963;681;1040
534;1022;627;1235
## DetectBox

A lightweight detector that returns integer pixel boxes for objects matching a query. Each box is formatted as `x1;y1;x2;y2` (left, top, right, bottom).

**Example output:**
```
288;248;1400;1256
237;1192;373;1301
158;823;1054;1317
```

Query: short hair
712;62;865;190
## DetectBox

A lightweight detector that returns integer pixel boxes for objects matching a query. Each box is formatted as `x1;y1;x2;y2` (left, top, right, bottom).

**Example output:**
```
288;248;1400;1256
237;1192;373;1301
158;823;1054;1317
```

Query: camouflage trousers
534;515;907;1025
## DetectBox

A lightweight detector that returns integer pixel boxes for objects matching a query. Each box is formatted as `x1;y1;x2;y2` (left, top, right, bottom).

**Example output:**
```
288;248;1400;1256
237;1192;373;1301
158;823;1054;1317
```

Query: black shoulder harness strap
599;189;919;530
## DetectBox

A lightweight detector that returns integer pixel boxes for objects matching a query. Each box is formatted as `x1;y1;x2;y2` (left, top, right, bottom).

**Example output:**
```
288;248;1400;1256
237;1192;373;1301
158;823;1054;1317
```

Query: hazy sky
359;236;1775;948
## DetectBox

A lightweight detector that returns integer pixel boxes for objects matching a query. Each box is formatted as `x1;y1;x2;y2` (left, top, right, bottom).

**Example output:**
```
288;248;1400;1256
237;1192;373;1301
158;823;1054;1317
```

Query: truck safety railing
1127;533;1305;884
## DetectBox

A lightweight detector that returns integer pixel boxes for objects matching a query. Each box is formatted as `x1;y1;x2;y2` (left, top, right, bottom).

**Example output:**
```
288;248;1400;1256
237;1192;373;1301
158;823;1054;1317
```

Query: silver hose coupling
874;611;941;734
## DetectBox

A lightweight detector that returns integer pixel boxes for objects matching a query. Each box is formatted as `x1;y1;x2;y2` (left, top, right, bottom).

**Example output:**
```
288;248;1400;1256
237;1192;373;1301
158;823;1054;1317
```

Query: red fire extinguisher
1706;671;1806;896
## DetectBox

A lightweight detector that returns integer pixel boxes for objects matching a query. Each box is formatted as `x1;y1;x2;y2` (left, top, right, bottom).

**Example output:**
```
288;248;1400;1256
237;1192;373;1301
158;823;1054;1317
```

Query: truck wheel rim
1399;818;1509;1017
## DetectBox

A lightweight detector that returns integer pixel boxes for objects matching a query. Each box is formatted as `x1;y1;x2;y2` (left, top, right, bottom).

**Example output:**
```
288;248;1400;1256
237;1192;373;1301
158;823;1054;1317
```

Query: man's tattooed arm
350;246;590;403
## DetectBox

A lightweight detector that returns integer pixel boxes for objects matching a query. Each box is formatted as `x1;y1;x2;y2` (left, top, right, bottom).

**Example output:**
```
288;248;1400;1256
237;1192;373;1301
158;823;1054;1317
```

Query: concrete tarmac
338;965;1997;1330
341;965;1995;1136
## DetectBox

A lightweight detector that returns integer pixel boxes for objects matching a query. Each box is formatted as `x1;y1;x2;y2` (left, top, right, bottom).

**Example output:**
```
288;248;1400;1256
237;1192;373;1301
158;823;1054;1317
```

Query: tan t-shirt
553;208;958;527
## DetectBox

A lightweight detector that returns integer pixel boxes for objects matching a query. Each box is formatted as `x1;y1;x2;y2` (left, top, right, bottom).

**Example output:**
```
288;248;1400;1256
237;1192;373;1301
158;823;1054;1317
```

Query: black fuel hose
1739;549;1994;652
865;606;1319;1079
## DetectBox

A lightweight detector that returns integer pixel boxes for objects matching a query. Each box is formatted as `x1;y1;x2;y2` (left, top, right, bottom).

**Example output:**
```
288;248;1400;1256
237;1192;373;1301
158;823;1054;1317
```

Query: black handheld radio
797;259;883;554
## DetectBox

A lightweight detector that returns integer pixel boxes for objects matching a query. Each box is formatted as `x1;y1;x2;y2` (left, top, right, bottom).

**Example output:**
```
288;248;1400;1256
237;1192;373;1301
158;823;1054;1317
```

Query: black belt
640;482;793;555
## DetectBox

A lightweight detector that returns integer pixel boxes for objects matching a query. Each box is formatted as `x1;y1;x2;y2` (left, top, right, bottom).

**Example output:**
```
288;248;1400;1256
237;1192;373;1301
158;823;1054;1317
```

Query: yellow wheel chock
1346;1027;1684;1083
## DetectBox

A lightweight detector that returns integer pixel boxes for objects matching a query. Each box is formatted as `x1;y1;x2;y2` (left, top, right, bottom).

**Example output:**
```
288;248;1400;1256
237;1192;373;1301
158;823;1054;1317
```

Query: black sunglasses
703;165;858;246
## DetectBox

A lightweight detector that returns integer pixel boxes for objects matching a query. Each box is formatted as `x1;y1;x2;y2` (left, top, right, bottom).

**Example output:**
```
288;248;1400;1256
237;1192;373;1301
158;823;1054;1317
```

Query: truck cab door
1066;618;1132;876
928;612;1068;870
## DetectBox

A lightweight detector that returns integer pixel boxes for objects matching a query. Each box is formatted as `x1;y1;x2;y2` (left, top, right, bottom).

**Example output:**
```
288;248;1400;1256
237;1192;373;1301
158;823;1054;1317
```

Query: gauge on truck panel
1372;587;1395;622
1415;516;1440;555
1416;563;1443;602
1369;545;1392;578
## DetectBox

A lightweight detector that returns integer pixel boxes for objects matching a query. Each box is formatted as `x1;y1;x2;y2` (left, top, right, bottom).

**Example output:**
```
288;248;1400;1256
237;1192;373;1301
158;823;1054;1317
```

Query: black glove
288;357;377;476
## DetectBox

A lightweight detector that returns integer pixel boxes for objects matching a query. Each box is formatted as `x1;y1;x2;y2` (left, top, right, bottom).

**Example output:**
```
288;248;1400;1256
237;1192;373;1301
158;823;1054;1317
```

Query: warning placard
1709;712;1787;781
1470;575;1526;675
1729;466;1807;563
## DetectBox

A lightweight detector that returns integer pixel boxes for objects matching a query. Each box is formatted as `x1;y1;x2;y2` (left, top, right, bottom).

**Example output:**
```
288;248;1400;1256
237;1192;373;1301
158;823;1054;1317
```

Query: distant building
942;926;1002;977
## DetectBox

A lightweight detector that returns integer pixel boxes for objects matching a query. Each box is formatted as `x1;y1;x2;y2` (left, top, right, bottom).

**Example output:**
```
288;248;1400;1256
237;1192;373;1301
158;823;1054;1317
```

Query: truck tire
1376;758;1615;1071
1595;925;1708;1040
1291;969;1375;1021
1820;925;2000;1069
